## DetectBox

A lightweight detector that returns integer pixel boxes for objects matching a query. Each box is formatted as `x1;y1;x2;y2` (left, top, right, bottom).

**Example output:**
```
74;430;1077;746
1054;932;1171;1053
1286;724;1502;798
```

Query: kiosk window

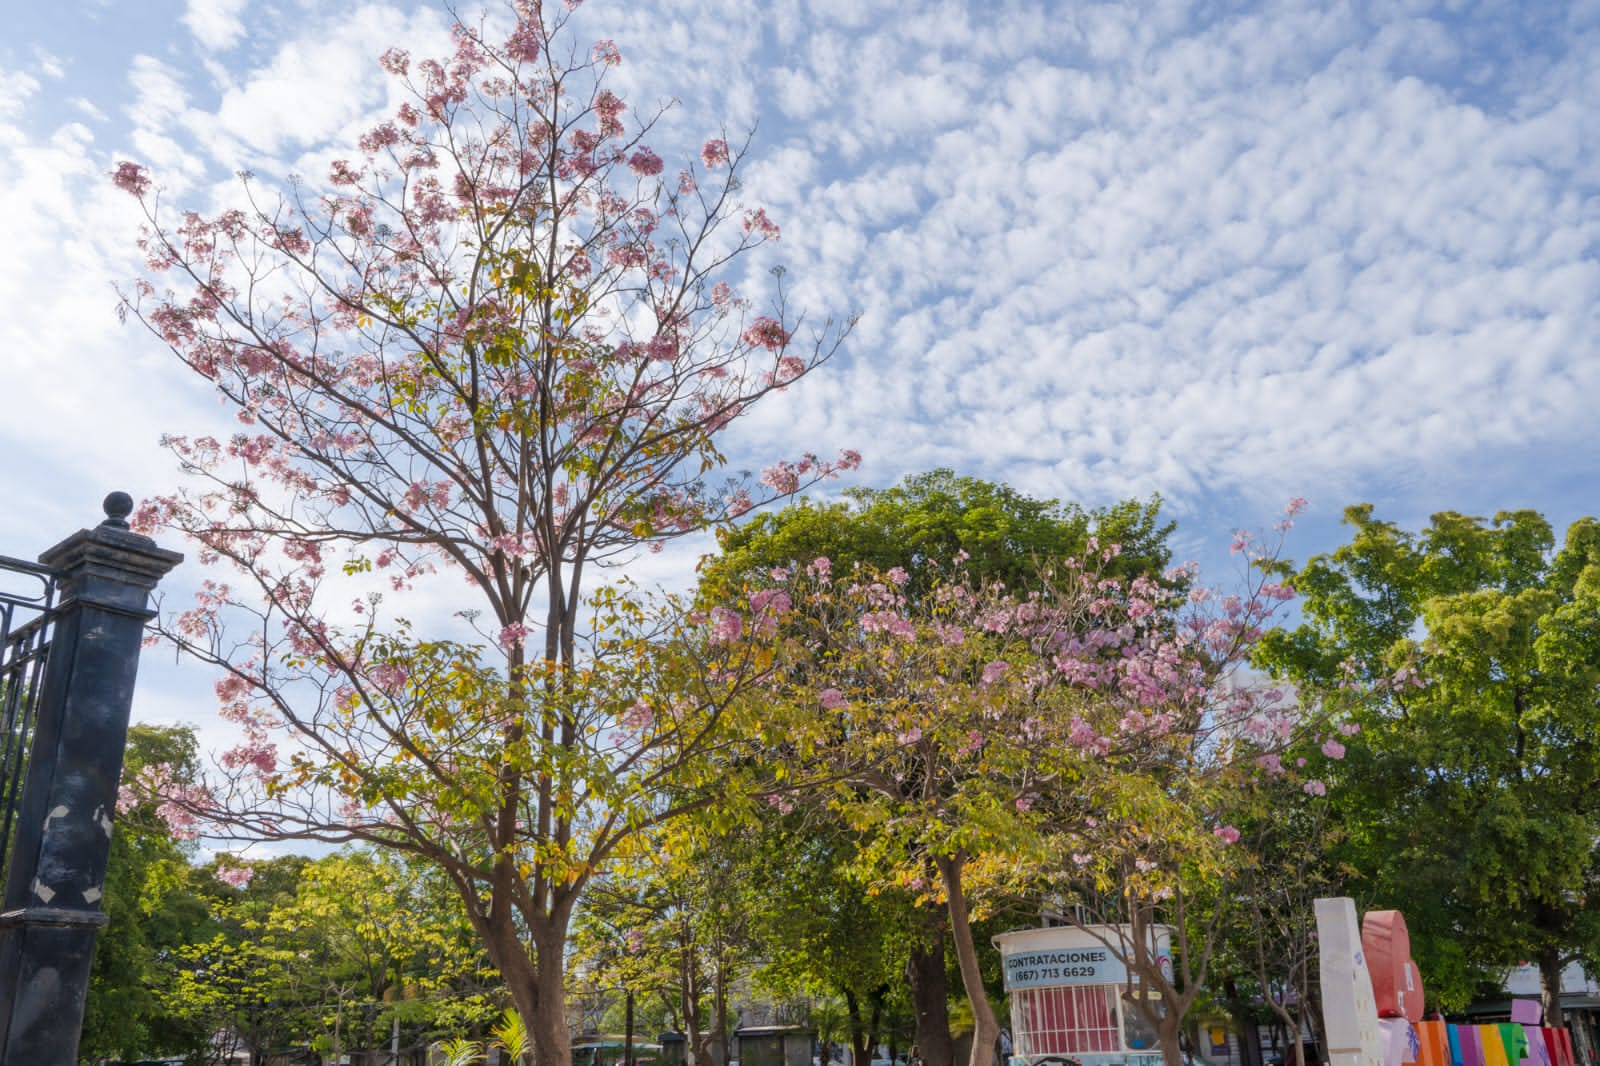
1012;985;1121;1056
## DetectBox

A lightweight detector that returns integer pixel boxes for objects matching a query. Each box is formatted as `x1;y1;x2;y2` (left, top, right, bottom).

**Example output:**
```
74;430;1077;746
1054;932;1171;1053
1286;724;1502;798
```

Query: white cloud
182;0;250;51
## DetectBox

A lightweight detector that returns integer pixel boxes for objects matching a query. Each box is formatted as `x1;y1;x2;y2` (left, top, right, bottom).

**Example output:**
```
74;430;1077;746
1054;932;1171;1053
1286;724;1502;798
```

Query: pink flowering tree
1025;500;1356;1066
111;3;853;1062
737;502;1329;1066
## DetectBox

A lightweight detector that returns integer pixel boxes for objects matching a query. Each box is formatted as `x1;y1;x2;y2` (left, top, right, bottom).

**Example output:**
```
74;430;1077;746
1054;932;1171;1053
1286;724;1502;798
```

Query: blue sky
2;0;1598;750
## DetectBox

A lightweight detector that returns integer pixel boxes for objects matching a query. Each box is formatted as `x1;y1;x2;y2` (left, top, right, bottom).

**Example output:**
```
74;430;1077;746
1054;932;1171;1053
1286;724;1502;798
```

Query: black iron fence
0;556;58;888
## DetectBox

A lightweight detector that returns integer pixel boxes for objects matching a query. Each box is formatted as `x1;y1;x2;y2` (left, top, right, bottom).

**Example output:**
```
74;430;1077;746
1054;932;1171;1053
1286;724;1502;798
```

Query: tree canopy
705;469;1172;600
1255;506;1600;1015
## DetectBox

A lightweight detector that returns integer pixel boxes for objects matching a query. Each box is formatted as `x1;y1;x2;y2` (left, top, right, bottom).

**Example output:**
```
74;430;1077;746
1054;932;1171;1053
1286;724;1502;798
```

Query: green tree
263;850;498;1059
700;471;1175;1066
1255;507;1600;1018
741;813;915;1066
708;470;1171;602
573;813;764;1066
82;725;219;1062
1206;768;1347;1066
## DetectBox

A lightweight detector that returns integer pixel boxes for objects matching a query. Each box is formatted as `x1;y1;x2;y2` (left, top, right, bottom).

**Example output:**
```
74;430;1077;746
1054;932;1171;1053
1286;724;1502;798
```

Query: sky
2;0;1598;756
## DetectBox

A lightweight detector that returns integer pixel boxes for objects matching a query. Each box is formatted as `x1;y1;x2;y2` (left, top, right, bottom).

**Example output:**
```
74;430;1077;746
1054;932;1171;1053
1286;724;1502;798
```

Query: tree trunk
1156;1009;1184;1066
513;914;573;1066
680;919;708;1066
847;988;872;1066
908;908;956;1066
934;854;999;1066
478;906;550;1064
1541;948;1566;1028
1221;978;1263;1066
712;953;731;1066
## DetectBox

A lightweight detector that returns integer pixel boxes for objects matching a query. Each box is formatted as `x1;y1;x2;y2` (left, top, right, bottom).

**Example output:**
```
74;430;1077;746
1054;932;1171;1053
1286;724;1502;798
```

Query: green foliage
705;469;1172;602
494;1008;532;1064
1256;507;1600;1008
81;725;217;1062
86;801;501;1063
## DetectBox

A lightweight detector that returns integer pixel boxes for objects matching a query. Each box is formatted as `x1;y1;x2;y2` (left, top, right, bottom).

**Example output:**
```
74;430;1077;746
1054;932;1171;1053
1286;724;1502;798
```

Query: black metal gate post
0;493;181;1065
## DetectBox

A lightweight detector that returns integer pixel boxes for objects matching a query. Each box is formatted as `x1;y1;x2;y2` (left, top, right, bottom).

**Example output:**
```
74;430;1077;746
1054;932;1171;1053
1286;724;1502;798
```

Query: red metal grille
1012;985;1122;1056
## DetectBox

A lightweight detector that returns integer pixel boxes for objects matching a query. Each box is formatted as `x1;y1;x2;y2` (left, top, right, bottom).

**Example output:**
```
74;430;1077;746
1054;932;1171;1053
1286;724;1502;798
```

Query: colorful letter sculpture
1317;898;1386;1066
1363;910;1427;1022
1318;899;1583;1066
1542;1029;1575;1066
1417;1021;1450;1066
1480;1026;1509;1066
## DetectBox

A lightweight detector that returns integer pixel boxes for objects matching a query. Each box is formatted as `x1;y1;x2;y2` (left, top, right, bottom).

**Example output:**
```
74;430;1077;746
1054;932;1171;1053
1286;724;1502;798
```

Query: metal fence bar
0;557;57;888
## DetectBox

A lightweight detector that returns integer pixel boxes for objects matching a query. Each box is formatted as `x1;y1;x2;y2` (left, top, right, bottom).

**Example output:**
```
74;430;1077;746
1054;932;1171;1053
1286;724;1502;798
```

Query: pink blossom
709;607;743;644
621;699;653;731
1338;721;1361;736
1068;717;1099;749
216;861;254;889
750;588;791;615
1213;825;1241;844
760;462;799;495
807;556;831;579
1286;496;1309;516
378;47;410;76
1320;738;1346;760
742;317;791;351
505;22;542;63
895;726;922;745
742;207;780;239
498;623;531;649
1303;779;1327;797
838;449;862;471
628;147;664;176
701;138;730;168
1015;796;1034;812
861;611;915;639
111;161;151;197
886;566;910;586
593;40;622;66
818;688;845;710
981;661;1009;685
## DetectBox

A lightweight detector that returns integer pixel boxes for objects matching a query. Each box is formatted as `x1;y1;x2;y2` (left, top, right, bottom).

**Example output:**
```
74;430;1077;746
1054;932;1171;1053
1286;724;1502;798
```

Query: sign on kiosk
1004;948;1129;990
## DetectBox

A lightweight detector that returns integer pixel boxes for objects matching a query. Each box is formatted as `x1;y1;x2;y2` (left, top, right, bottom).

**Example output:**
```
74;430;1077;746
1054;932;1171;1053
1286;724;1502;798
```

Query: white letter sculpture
1317;897;1385;1066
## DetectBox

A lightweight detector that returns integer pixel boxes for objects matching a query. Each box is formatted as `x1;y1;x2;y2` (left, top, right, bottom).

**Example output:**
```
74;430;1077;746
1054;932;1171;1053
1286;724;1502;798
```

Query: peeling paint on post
0;493;181;1066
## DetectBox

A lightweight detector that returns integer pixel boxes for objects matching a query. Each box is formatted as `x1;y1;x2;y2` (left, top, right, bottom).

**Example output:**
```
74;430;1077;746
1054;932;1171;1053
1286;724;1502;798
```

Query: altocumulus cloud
2;0;1597;535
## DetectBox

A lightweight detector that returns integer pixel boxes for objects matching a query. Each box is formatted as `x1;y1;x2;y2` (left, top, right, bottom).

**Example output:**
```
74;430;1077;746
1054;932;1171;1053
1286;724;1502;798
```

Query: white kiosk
993;925;1173;1066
